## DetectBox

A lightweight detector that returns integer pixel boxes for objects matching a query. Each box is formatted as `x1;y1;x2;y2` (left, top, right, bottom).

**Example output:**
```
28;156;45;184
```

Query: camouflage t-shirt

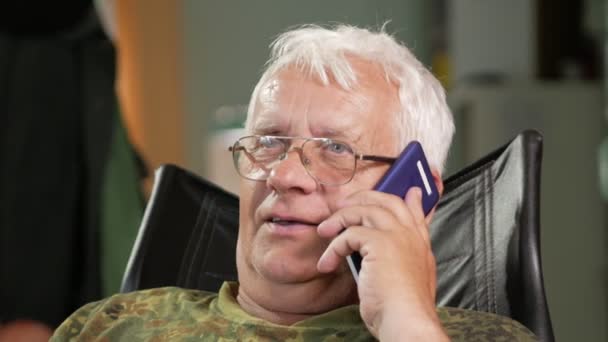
51;282;537;341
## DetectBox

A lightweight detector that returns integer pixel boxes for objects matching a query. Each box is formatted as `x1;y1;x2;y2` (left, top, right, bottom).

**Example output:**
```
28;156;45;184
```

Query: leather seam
183;194;215;287
436;254;469;267
482;169;490;313
487;167;497;314
473;179;480;311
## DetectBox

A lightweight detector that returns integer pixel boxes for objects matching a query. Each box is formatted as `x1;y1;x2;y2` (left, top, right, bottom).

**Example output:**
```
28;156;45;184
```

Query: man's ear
431;168;444;197
424;168;443;225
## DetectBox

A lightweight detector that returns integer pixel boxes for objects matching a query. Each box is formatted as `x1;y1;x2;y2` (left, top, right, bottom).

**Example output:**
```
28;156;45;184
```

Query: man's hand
317;188;449;341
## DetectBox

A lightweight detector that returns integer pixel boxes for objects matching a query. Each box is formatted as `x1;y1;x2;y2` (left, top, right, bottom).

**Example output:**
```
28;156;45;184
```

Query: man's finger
404;187;430;243
338;190;414;225
317;226;368;273
317;204;404;238
405;187;425;225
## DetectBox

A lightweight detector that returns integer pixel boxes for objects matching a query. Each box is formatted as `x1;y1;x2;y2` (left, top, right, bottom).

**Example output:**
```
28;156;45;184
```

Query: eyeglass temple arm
359;155;396;164
229;146;273;173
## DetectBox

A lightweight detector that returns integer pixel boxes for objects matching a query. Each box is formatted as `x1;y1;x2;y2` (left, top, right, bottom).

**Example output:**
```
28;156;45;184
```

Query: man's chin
255;253;322;284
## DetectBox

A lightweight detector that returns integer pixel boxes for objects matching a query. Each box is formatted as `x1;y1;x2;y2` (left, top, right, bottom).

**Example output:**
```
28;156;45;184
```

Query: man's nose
266;149;317;193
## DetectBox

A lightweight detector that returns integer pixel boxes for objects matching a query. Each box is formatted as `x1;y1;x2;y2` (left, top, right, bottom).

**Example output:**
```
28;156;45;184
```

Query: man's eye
324;141;350;154
259;136;281;149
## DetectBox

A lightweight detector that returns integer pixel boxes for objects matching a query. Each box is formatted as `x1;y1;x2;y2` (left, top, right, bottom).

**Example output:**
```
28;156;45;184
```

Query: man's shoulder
50;287;217;341
110;286;215;304
437;307;538;341
91;286;217;316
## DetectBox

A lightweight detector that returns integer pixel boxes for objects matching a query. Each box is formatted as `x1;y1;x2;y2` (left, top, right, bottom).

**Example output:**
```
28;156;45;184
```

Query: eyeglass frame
228;135;397;186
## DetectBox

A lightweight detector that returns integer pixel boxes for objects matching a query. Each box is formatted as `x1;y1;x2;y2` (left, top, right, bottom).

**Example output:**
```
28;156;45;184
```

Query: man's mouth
268;217;319;227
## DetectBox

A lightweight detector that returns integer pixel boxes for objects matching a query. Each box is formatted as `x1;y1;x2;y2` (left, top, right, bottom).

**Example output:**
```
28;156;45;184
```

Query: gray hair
246;24;455;173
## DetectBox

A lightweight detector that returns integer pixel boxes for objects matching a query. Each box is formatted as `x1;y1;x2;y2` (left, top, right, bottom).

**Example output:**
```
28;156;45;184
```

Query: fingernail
406;187;422;201
317;255;328;272
317;220;333;234
317;220;326;231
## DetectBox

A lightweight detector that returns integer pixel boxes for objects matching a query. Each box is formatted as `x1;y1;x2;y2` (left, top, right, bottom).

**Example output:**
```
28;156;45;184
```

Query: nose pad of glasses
277;149;310;169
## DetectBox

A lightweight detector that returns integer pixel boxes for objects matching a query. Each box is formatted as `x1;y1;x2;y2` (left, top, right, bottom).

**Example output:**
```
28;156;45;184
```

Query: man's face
236;61;400;301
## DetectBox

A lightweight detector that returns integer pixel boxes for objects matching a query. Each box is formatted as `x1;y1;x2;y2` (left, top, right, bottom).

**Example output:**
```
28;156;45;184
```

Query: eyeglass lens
232;136;357;185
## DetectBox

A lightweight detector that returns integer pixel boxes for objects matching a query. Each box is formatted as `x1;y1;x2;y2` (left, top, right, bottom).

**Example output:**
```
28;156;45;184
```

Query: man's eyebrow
251;121;364;147
317;128;363;146
251;120;282;135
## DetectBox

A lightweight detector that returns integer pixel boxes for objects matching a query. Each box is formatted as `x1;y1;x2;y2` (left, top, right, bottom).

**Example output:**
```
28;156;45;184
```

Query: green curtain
100;109;144;296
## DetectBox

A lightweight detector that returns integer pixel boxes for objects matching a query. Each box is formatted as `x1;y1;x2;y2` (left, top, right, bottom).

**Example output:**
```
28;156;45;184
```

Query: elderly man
52;24;537;341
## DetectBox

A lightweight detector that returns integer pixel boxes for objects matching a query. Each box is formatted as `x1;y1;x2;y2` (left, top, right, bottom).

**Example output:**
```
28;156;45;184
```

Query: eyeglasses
228;135;396;186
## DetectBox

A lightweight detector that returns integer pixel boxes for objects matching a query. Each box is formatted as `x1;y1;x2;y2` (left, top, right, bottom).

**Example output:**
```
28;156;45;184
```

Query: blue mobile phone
346;141;439;283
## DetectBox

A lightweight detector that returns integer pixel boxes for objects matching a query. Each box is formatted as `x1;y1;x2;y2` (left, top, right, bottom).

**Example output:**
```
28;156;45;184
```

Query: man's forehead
251;111;364;144
257;78;281;114
249;65;399;153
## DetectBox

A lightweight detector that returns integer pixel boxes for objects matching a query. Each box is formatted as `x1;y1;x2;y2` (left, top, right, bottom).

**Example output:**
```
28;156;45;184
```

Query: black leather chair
121;130;554;342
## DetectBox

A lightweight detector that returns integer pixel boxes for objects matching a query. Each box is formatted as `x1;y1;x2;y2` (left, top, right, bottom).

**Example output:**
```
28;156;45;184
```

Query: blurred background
0;0;605;340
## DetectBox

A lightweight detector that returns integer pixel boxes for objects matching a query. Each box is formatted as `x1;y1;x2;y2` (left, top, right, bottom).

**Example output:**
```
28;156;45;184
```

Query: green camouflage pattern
51;282;537;341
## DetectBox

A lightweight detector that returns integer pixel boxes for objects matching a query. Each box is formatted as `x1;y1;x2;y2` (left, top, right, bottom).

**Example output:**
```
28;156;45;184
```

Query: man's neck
235;277;358;325
236;289;314;325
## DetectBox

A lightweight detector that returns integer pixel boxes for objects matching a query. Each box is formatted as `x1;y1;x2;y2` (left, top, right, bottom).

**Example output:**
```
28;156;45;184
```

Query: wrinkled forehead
253;75;360;141
247;62;400;153
247;58;394;125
